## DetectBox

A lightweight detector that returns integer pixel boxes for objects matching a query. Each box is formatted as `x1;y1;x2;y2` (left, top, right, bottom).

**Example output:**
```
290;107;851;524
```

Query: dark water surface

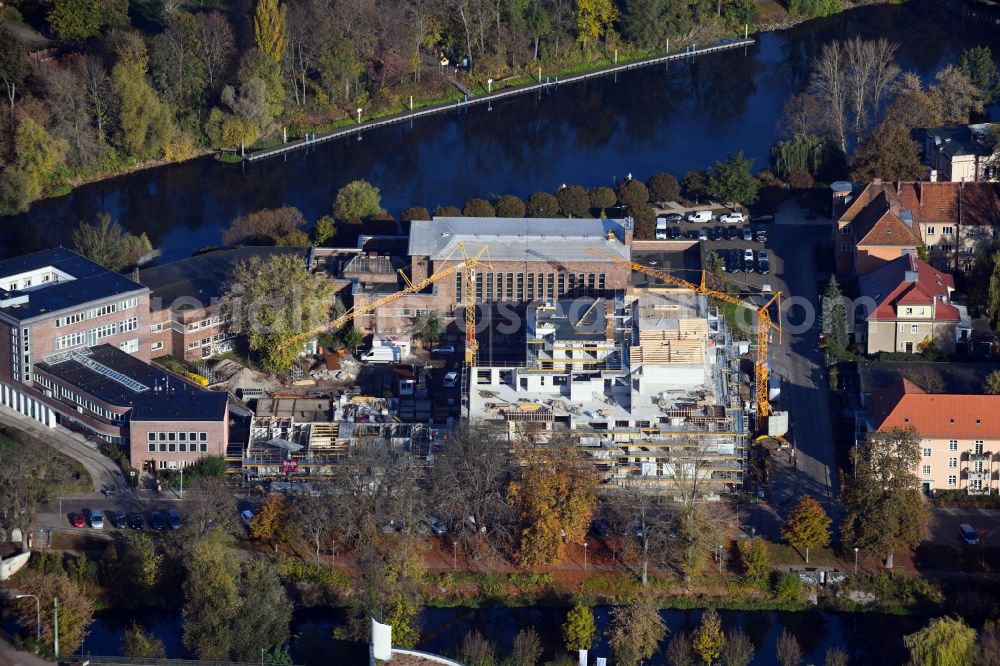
77;605;934;665
2;0;998;263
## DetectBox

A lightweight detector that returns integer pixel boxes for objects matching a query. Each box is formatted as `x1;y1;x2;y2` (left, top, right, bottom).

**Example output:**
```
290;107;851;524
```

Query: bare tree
0;438;70;550
195;12;235;92
933;65;985;125
845;37;899;139
182;476;237;540
431;421;517;564
604;483;678;586
292;486;334;559
82;55;111;145
810;41;849;153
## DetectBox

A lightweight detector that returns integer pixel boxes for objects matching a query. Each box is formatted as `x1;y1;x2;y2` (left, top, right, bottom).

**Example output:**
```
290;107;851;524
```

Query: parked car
431;344;456;356
110;511;128;529
757;250;770;275
712;226;725;241
728;249;742;273
726;226;740;240
655;217;669;240
685;210;712;223
148;510;166;531
742;226;754;241
241;509;255;528
360;347;400;364
960;523;980;545
127;513;144;530
84;508;104;529
69;512;86;528
443;371;459;388
743;248;755;266
663;213;683;223
668;226;681;239
719;211;745;224
697;228;709;241
428;517;447;535
754;224;768;242
166;508;182;530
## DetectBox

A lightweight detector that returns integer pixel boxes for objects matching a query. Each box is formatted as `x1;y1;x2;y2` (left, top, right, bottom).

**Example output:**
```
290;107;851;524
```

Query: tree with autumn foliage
250;494;293;553
782;495;832;563
509;436;597;566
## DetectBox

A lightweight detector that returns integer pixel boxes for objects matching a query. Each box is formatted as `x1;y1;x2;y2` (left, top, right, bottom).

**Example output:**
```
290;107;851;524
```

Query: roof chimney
904;270;919;283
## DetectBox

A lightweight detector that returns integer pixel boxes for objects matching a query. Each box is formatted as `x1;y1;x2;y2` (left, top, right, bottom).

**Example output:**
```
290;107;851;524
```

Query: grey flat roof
0;248;147;321
408;217;631;263
531;299;609;342
139;247;309;309
35;345;227;421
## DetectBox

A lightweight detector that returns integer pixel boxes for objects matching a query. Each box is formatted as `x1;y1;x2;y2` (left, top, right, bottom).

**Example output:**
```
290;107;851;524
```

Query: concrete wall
866;320;956;354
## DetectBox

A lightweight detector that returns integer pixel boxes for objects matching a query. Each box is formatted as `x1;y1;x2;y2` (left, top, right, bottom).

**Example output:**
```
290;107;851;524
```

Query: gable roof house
921;124;999;184
864;377;1000;495
857;253;969;354
835;180;1000;276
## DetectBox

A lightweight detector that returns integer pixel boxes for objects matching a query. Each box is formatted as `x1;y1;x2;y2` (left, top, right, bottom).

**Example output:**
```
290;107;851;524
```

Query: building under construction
469;287;750;492
241;394;442;479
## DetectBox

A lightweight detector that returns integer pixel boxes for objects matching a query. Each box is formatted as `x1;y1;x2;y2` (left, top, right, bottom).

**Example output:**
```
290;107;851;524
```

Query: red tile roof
869;378;1000;439
896;181;1000;228
858;253;959;322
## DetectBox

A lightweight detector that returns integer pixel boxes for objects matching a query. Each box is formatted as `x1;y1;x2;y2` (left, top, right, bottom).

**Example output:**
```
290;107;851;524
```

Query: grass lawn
0;426;91;494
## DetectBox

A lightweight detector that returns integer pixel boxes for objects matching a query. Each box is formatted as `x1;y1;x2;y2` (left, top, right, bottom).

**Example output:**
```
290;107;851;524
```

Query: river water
75;605;935;665
2;0;998;263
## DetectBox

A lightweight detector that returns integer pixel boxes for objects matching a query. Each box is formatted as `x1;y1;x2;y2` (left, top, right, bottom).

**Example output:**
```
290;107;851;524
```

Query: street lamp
718;544;723;573
487;78;493;93
452;541;458;571
331;539;336;567
357;108;363;123
854;547;859;576
583;542;589;572
15;594;39;639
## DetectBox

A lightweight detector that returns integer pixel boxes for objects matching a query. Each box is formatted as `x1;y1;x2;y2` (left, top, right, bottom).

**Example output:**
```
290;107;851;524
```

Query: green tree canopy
73;213;154;272
100;532;163;608
693;608;725;666
400;206;431;222
463;197;496;217
575;0;618;49
494;194;527;217
840;427;929;568
334;179;384;220
254;0;288;63
589;186;617;213
48;0;128;40
903;616;976;666
618;179;650;209
984;370;1000;395
562;602;596;651
13;117;68;201
112;60;175;160
526;191;559;217
737;538;770;589
770;134;845;180
851;120;924;183
788;0;843;18
312;215;337;245
608;595;667;666
646;171;680;203
782;495;832;563
222;254;336;372
960;46;1000;106
556;184;591;218
121;623;167;659
821;277;849;352
14;570;95;656
707;151;759;206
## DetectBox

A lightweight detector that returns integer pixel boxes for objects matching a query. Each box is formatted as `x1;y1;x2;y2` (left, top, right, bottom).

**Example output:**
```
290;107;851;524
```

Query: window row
147;441;210;453
54;298;139;328
147;431;209;442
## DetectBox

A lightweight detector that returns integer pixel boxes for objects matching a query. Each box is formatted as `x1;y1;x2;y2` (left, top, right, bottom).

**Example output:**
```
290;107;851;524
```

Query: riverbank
12;0;910;212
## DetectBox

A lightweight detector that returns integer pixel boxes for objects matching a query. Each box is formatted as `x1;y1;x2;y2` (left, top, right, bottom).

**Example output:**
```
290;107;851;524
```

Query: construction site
223;218;784;494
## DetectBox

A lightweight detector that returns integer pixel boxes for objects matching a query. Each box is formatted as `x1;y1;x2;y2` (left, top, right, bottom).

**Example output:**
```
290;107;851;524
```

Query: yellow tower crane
281;242;491;357
586;247;781;419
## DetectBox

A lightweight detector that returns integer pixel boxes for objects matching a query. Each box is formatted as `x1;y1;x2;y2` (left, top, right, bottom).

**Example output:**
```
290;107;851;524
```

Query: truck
655;217;668;240
360;347;401;364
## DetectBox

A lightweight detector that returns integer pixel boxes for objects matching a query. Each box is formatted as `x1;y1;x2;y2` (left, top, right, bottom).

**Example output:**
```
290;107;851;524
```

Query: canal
1;0;997;263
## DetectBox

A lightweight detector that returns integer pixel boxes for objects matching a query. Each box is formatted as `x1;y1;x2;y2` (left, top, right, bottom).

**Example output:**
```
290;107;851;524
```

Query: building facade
922;124;999;183
865;378;1000;495
857;252;968;354
0;249;228;469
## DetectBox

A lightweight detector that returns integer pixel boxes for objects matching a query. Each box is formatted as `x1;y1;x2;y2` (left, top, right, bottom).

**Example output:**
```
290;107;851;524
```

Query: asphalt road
699;202;839;518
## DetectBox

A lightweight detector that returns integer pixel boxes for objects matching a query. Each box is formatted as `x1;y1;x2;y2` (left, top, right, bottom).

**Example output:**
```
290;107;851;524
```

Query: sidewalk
0;405;126;493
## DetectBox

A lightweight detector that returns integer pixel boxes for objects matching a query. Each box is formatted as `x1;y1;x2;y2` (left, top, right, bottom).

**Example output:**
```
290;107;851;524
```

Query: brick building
834;179;1000;276
351;217;634;336
0;248;228;469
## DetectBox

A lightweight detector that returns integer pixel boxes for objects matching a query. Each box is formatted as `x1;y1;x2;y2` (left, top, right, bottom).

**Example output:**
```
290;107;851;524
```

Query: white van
360;347;400;364
685;210;712;223
655;217;668;240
